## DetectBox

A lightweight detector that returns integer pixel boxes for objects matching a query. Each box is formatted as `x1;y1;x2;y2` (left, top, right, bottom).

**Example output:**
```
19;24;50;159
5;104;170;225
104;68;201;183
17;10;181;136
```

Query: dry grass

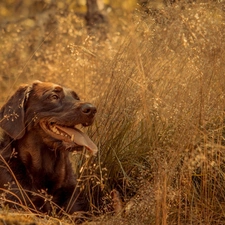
1;0;225;224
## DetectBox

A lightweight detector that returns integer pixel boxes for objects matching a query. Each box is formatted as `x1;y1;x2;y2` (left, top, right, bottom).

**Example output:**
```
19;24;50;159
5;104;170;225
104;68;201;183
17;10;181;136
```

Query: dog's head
0;81;98;155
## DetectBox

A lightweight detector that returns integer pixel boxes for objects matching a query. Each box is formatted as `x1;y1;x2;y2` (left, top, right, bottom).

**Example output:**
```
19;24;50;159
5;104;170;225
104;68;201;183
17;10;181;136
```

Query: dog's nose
81;103;97;116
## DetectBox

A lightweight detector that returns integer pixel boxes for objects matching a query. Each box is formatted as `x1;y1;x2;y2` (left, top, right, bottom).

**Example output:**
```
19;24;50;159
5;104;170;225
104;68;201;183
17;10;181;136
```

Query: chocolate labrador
0;80;97;215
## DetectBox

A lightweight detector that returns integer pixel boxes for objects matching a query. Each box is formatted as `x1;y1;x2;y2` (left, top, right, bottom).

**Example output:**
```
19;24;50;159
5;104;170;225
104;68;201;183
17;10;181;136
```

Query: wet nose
81;103;97;116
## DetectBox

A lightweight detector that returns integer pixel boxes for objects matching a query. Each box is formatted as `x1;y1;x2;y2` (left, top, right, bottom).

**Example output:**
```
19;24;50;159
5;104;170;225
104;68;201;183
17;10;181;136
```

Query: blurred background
1;0;225;224
0;0;142;102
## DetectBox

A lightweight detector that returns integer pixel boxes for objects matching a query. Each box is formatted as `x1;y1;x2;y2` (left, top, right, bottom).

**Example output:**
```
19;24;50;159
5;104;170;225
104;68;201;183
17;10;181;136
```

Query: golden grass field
0;0;225;224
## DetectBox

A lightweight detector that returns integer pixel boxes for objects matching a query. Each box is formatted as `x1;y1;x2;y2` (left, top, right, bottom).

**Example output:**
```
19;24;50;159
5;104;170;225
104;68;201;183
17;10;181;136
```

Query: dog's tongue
55;125;98;155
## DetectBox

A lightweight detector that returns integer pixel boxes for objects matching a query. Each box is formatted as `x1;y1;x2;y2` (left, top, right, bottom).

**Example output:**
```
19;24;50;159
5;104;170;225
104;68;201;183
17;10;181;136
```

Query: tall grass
1;1;225;224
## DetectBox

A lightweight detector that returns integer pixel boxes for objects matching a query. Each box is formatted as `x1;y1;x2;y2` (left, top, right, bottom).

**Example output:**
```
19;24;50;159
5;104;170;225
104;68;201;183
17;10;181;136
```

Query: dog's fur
0;81;97;214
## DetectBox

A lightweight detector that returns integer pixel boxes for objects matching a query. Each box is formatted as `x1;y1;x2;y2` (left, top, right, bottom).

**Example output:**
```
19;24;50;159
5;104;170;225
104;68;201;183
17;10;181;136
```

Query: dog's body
0;81;97;214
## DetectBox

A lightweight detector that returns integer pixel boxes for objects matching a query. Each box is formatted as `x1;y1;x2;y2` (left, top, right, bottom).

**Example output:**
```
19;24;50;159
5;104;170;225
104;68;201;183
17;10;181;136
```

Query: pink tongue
55;125;98;155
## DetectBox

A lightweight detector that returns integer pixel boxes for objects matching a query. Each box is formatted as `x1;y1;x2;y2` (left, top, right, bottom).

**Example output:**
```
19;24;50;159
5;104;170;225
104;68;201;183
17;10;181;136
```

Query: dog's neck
14;133;75;191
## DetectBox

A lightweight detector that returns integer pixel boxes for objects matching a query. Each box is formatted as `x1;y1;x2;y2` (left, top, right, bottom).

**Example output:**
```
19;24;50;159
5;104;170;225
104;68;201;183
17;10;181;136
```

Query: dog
0;80;98;215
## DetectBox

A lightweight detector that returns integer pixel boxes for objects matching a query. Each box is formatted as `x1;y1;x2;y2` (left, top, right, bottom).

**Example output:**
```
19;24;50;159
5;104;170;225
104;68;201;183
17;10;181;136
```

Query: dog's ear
0;84;31;139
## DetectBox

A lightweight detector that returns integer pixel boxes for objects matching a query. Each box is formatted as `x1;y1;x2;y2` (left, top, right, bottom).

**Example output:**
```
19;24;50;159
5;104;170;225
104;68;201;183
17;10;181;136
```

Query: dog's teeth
52;126;57;132
71;134;74;141
50;125;69;138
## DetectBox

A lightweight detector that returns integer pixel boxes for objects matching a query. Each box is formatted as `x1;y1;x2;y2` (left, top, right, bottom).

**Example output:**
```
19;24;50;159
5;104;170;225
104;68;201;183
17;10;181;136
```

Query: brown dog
0;80;97;214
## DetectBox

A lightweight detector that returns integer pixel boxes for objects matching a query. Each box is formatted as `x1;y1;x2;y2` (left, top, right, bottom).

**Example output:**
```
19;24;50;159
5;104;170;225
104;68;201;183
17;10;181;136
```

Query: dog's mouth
39;121;98;155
